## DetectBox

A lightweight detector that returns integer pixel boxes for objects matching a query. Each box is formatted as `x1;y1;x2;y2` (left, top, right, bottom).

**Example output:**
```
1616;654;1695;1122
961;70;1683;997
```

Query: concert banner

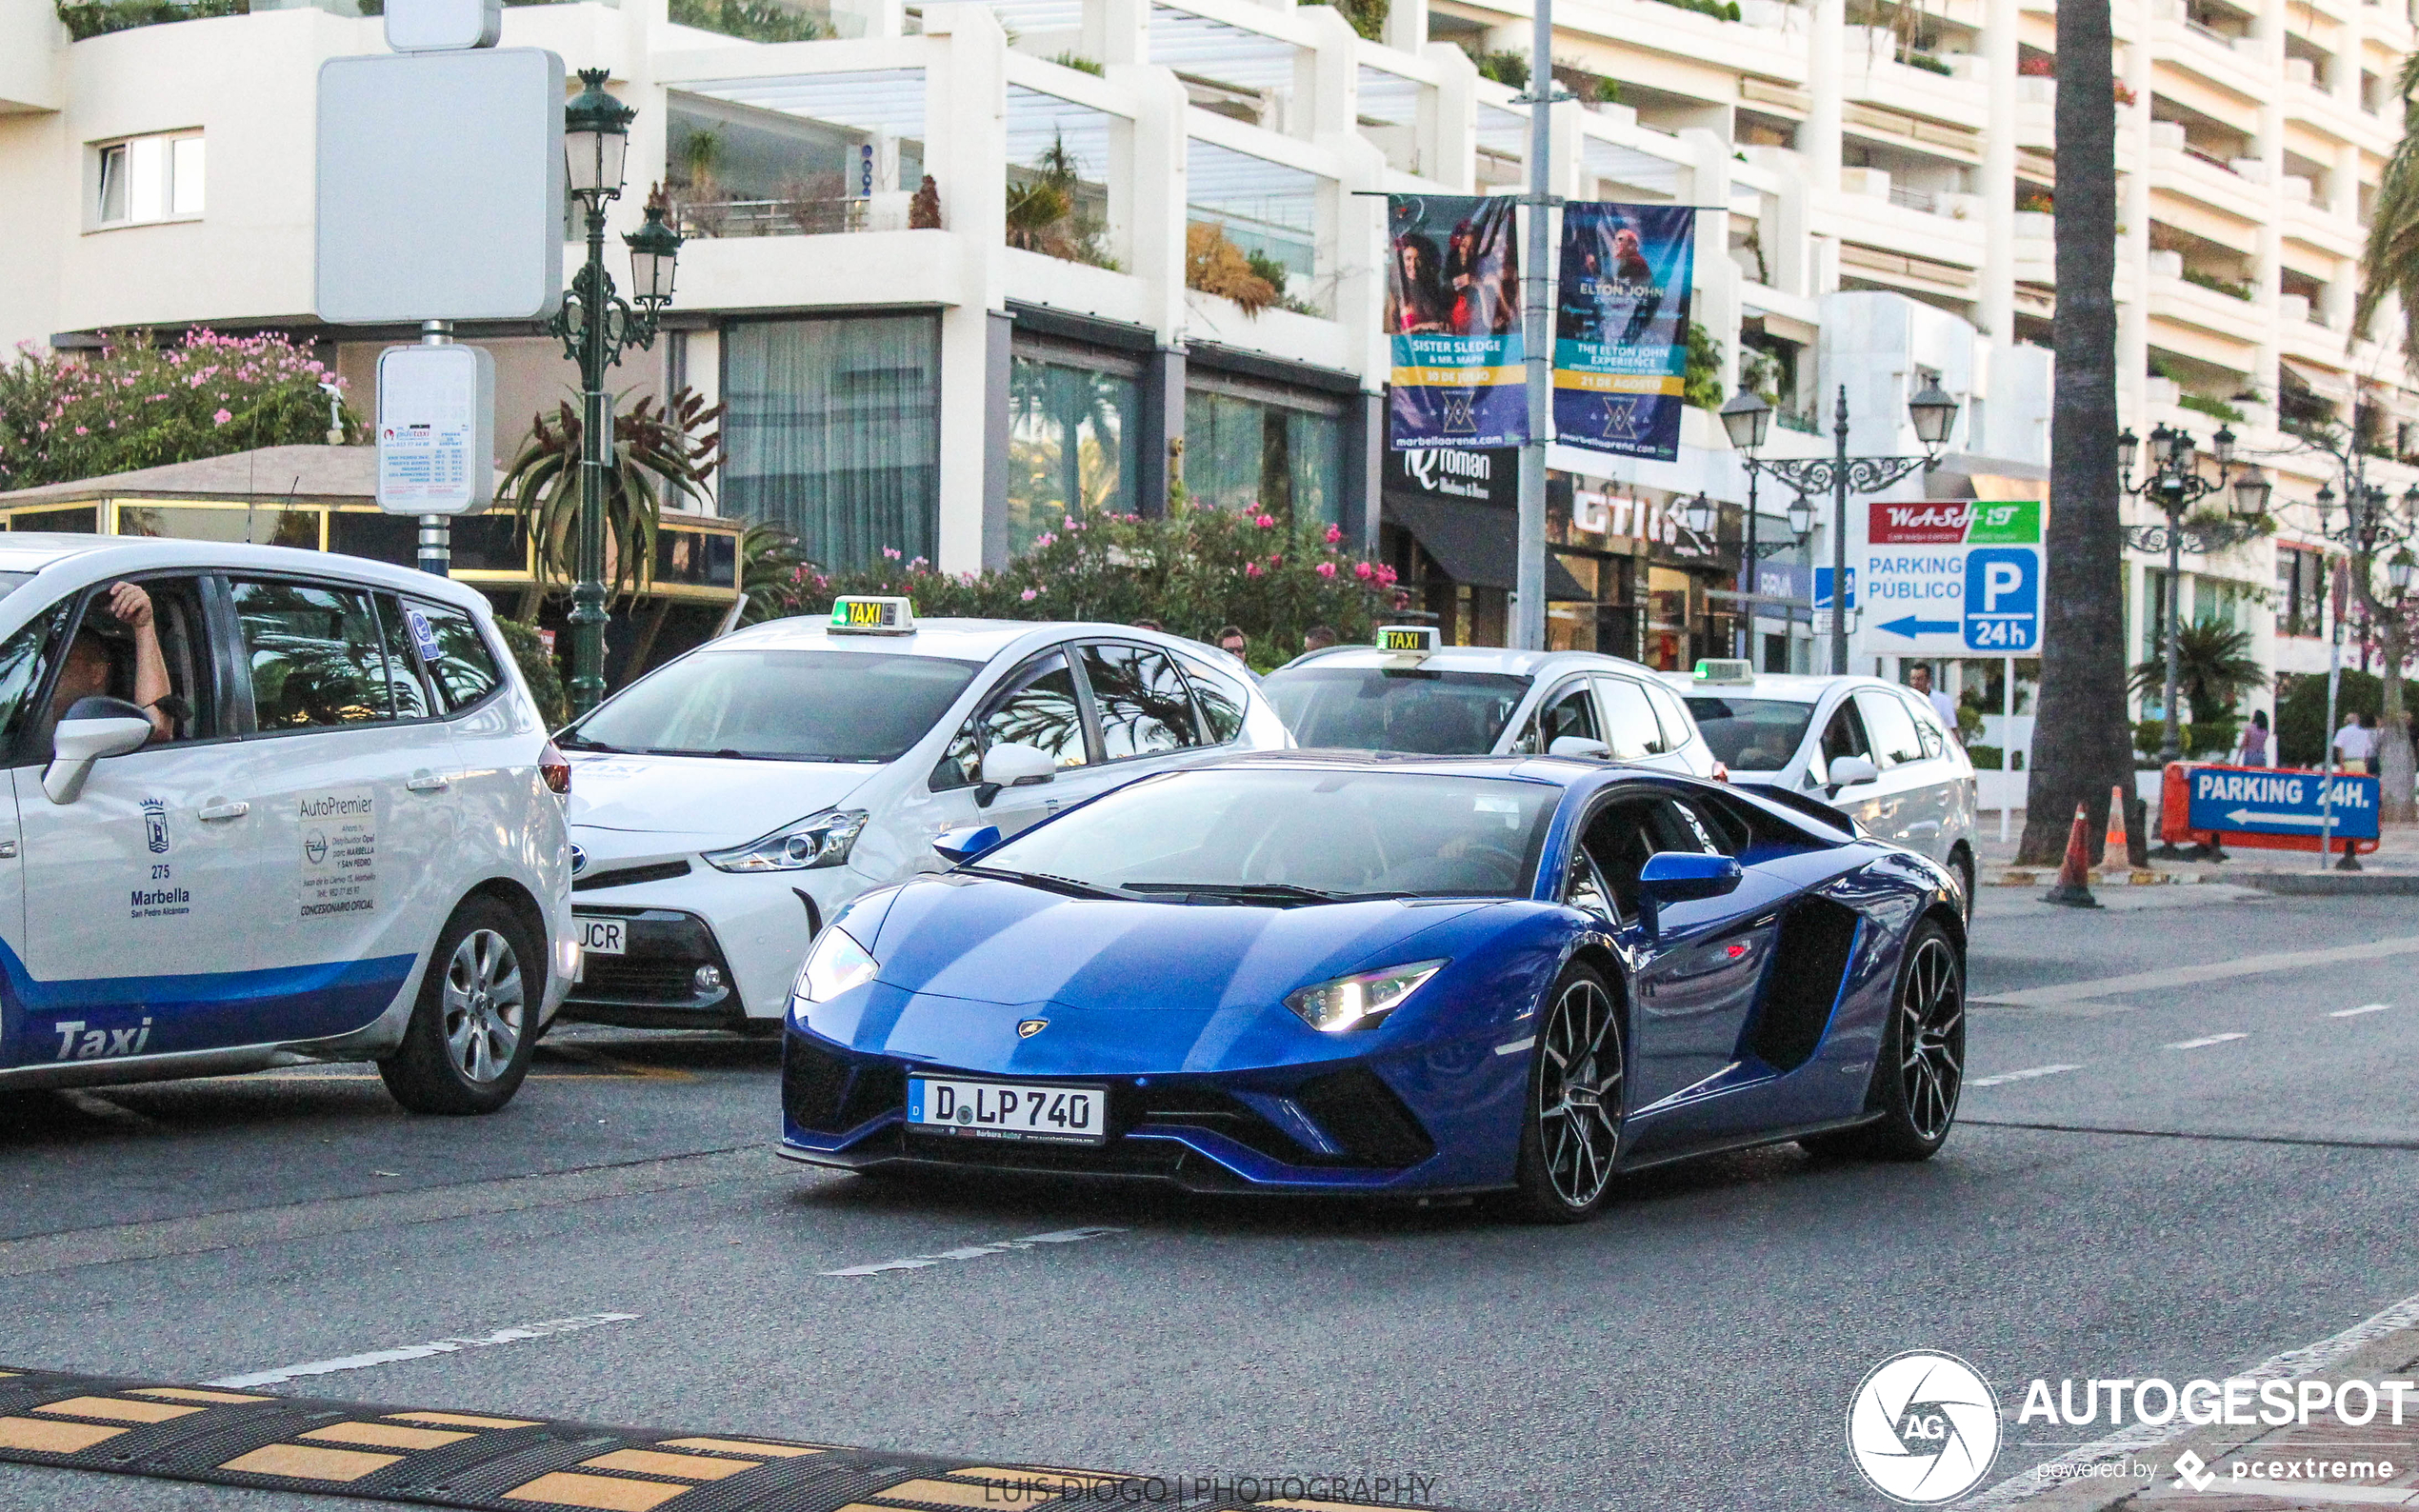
1552;202;1696;462
1386;193;1525;448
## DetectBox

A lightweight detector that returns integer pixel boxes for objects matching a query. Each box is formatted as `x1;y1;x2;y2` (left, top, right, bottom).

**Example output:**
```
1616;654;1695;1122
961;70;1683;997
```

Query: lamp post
2117;422;2267;779
548;68;683;719
1718;389;1816;662
1720;382;1958;675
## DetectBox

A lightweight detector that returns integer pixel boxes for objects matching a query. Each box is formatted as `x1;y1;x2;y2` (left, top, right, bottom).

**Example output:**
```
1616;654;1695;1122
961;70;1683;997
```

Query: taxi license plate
577;917;626;956
907;1077;1105;1144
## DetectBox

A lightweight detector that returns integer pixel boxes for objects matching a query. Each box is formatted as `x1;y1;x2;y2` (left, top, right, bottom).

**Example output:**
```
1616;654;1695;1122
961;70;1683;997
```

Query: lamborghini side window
1581;797;1715;919
1565;846;1617;924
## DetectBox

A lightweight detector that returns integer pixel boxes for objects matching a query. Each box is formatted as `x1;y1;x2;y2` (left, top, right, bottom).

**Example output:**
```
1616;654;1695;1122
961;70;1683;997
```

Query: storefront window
1009;354;1138;556
1185;381;1343;527
723;314;941;571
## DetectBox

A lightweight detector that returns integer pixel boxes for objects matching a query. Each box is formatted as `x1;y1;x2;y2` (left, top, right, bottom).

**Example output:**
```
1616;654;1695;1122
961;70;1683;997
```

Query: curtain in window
723;315;940;570
1008;357;1137;555
1182;388;1343;527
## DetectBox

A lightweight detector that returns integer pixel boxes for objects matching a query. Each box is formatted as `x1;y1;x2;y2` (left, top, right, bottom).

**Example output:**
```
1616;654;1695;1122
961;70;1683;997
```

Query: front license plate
577;917;626;956
907;1077;1105;1144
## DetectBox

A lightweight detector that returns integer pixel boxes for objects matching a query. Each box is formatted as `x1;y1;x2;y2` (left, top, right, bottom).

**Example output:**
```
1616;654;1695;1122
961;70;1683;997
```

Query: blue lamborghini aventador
776;752;1967;1221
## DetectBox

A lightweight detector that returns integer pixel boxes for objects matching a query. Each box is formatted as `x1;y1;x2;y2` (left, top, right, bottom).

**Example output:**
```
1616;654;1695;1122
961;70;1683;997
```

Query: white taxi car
554;599;1288;1030
0;535;574;1113
1660;661;1978;909
1263;628;1719;777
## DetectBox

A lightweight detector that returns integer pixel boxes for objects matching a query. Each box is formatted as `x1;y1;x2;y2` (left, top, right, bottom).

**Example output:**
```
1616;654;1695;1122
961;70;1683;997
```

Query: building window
722;313;941;571
2276;546;2324;638
1008;345;1139;556
1183;374;1343;527
95;132;204;228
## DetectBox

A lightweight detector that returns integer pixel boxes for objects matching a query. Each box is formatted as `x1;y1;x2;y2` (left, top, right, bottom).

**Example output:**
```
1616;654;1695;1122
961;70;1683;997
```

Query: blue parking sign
1812;567;1856;610
1963;547;2039;651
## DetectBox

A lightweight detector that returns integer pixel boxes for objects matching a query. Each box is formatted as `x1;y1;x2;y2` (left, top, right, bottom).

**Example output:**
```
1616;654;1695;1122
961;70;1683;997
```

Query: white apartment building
0;0;2407;719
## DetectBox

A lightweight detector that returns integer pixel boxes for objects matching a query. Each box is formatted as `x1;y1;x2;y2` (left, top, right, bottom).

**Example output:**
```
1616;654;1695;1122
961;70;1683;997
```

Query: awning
2279;356;2353;402
1386;495;1592;601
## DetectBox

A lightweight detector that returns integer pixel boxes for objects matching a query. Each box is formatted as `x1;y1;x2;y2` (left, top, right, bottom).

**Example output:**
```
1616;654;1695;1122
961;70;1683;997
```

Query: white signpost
374;344;495;515
316;0;564;572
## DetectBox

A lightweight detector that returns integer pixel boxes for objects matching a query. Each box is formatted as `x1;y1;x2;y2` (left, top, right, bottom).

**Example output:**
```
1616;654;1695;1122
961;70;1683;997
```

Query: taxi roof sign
829;596;915;635
1375;626;1439;652
1692;658;1755;685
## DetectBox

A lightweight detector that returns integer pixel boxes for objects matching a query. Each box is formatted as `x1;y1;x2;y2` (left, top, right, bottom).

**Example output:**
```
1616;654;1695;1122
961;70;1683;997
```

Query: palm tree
500;386;723;603
2018;0;2132;865
2347;57;2419;819
2129;619;2269;725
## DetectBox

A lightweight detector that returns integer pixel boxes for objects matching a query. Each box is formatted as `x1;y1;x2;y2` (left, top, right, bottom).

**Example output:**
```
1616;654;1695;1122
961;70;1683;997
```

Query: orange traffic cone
2105;786;2129;859
2042;802;2101;907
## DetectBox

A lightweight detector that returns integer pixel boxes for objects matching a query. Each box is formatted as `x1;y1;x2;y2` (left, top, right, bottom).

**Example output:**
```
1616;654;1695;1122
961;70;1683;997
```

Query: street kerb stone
2005;1320;2419;1512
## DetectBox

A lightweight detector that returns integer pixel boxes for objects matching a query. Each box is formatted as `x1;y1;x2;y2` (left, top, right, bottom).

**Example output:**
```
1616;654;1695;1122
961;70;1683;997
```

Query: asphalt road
2;884;2414;1512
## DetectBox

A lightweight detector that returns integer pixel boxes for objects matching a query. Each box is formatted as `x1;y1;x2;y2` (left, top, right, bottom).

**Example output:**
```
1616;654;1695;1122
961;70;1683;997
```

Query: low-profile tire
379;896;541;1116
1800;920;1964;1162
1949;846;1976;926
1501;962;1626;1224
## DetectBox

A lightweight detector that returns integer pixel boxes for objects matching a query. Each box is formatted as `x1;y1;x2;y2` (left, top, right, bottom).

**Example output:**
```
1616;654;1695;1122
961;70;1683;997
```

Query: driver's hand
105;582;154;630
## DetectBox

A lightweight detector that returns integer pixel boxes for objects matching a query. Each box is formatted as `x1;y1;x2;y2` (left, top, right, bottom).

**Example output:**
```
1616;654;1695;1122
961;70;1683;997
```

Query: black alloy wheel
1505;963;1624;1223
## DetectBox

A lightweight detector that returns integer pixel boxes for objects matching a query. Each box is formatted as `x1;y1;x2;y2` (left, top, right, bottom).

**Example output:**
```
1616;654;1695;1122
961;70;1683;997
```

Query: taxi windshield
1263;666;1529;754
568;647;982;763
1682;695;1817;771
973;767;1559;900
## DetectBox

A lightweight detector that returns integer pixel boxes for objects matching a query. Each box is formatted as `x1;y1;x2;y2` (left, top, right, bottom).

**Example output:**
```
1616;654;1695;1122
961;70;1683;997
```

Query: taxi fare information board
1852;500;2046;659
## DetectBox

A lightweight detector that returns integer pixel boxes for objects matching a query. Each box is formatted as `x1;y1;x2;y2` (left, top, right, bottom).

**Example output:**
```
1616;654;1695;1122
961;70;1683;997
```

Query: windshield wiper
1125;882;1410;905
555;732;617;752
961;866;1132;901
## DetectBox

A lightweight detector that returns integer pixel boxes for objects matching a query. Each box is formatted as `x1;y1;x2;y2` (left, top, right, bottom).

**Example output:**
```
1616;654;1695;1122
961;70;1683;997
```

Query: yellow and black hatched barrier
0;1365;1450;1512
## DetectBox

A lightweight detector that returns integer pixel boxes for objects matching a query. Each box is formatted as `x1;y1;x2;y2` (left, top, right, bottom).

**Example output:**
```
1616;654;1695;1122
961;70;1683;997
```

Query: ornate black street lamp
2118;421;2267;773
548;69;683;717
1720;382;1959;674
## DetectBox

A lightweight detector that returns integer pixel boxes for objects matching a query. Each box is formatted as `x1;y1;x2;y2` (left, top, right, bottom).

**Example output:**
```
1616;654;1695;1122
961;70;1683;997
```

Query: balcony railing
672;194;898;237
1888;185;1936;212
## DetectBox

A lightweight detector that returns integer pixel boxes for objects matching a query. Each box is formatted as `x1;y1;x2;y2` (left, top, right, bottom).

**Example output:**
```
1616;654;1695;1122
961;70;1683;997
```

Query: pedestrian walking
1303;624;1339;652
1217;626;1249;658
2237;708;2269;766
2332;711;2373;773
2362;712;2381;775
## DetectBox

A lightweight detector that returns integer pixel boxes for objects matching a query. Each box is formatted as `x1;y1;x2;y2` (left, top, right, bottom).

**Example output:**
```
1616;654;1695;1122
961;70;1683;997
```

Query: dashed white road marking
2165;1032;2249;1050
1971;934;2419;1007
2330;1004;2392;1019
821;1226;1126;1277
204;1313;640;1389
1969;1064;2083;1087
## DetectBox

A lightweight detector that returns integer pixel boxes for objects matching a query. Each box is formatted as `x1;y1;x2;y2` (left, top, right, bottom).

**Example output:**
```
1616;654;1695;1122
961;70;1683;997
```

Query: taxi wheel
380;897;539;1115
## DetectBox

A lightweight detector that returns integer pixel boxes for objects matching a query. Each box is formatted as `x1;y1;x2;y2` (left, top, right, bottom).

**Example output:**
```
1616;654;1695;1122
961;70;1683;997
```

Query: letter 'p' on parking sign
1962;547;2040;652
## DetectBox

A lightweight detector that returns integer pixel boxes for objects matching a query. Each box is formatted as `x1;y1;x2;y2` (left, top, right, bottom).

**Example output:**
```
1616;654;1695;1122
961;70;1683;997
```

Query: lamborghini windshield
970;767;1559;900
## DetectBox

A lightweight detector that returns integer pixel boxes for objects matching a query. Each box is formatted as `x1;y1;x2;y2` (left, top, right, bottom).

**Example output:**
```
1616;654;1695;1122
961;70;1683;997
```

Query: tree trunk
2379;623;2413;823
2018;0;2134;865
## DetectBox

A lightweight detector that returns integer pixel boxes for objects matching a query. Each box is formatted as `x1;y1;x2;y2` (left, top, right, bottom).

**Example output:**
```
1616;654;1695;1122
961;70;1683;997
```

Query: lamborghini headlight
795;925;880;1005
1284;959;1447;1033
705;808;869;873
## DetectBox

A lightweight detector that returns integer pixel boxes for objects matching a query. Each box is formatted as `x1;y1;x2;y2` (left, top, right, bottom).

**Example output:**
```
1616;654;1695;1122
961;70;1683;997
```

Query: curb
2233;871;2419;897
2001;1316;2419;1512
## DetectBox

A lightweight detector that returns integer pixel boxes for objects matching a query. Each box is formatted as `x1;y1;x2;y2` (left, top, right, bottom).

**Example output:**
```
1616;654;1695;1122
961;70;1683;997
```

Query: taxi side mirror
1826;754;1880;794
973;743;1054;808
1549;735;1612;760
46;695;152;805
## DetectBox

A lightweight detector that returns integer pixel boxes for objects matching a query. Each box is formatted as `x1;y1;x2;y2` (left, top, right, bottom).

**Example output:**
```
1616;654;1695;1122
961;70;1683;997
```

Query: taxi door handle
198;801;250;822
406;773;450;793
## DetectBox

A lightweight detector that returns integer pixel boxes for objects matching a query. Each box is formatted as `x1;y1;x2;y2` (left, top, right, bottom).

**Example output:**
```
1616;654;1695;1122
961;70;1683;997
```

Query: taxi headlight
1283;959;1447;1033
705;808;869;873
795;925;880;1005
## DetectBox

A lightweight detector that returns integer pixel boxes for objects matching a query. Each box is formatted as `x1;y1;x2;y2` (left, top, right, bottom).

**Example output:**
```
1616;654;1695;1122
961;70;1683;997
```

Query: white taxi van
0;535;575;1113
554;597;1288;1030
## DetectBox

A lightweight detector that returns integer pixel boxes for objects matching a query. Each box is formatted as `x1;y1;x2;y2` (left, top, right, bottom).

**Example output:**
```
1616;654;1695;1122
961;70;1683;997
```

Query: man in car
50;582;173;743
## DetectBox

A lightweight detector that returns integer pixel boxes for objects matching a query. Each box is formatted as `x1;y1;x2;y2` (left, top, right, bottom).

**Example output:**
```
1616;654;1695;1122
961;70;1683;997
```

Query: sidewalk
1976;815;2419;895
2011;1313;2419;1512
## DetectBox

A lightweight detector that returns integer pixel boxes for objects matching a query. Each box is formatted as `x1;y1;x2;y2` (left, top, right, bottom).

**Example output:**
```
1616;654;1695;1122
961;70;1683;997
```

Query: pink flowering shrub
787;497;1403;663
0;328;355;491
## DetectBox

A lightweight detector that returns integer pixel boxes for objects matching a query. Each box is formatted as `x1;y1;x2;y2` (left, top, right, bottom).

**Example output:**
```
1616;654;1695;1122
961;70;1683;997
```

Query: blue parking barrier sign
2186;766;2380;841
